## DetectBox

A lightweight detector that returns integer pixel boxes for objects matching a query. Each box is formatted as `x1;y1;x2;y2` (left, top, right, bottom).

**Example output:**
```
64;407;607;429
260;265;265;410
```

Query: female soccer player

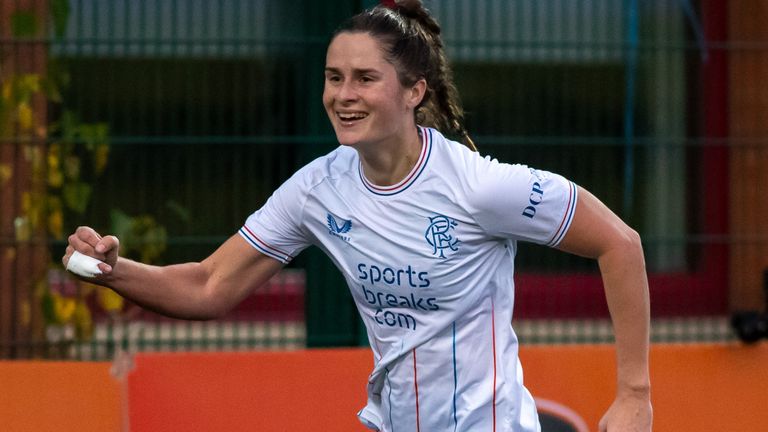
64;1;652;430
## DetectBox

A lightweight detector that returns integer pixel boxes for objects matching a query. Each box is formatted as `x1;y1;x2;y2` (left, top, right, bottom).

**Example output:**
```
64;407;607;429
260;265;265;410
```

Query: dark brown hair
332;0;477;151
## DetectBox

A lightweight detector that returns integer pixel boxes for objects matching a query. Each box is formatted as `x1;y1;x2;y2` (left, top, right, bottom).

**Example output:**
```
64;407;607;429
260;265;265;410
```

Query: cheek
389;86;413;112
322;89;334;111
323;94;334;118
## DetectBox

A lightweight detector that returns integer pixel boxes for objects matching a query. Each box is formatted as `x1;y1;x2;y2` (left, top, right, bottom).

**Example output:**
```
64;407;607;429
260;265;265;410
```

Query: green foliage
0;2;170;347
50;0;71;38
10;11;38;37
48;111;110;220
111;209;168;264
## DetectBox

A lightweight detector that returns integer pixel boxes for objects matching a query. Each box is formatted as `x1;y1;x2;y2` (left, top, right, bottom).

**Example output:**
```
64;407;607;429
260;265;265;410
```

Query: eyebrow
324;67;381;76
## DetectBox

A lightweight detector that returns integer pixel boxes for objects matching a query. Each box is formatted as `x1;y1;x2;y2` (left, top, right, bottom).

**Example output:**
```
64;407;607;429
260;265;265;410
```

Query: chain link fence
2;0;761;360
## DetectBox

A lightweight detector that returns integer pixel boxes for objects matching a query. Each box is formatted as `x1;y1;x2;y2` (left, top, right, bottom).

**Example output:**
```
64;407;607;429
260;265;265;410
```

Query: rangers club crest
425;214;460;258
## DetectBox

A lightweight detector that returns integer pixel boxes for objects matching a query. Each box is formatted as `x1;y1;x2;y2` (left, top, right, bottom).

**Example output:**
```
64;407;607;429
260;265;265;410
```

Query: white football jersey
241;127;577;432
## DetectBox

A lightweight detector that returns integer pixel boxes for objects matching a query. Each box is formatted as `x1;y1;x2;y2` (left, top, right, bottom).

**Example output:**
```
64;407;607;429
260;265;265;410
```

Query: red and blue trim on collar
358;126;433;196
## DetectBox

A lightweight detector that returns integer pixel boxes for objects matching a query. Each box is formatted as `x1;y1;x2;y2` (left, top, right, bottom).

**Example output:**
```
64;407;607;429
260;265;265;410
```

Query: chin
333;130;364;148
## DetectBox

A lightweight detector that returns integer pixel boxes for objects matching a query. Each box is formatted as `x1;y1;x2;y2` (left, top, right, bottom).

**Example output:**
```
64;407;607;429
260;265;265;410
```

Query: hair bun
380;0;398;10
389;0;441;35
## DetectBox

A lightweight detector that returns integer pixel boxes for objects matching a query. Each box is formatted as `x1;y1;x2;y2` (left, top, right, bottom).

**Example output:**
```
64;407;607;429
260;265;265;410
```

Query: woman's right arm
63;226;284;320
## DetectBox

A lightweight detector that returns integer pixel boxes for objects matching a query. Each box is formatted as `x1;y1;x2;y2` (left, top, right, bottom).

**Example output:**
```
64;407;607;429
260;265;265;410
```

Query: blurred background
1;0;765;361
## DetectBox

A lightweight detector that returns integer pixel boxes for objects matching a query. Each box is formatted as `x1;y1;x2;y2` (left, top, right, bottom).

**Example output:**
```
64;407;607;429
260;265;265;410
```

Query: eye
325;73;342;83
359;75;375;83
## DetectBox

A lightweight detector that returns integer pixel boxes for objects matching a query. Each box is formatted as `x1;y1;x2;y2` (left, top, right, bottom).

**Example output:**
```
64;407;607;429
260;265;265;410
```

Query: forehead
326;32;391;70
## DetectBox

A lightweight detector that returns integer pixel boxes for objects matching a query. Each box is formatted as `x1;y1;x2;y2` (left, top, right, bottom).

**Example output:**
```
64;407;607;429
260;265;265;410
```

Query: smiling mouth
337;112;369;124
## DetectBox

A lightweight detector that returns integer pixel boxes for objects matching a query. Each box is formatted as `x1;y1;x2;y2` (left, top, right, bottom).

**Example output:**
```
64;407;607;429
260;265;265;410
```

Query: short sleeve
239;171;313;263
467;157;578;247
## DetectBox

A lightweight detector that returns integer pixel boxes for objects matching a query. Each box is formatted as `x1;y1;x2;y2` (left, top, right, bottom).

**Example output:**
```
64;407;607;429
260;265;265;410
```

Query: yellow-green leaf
48;168;63;188
0;164;12;186
73;300;93;340
25;144;45;175
54;293;77;324
62;182;92;214
2;82;11;100
47;142;61;168
14;217;31;242
48;208;64;239
94;142;110;174
63;155;80;180
97;287;124;313
79;281;99;297
17;102;33;130
20;74;41;93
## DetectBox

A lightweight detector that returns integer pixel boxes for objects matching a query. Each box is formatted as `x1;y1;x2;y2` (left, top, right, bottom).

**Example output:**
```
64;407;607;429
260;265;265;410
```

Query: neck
358;126;422;186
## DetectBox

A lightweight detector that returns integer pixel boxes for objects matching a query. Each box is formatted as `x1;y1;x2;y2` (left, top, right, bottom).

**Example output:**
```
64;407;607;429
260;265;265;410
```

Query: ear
405;78;427;110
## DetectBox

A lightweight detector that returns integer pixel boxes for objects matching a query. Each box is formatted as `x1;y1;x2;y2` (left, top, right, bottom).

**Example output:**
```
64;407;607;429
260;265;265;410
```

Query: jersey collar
358;126;433;196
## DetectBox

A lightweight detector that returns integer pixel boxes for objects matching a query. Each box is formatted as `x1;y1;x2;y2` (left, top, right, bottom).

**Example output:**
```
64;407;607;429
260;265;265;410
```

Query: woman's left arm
556;186;652;432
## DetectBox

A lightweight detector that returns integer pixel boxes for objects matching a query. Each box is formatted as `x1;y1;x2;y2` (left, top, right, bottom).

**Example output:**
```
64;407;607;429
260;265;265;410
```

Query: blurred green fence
1;0;751;360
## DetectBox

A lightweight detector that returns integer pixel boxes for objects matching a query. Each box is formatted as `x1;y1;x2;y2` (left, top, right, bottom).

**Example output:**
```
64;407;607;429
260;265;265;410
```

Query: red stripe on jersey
491;299;497;432
241;225;291;259
548;181;575;245
360;126;429;194
413;348;421;432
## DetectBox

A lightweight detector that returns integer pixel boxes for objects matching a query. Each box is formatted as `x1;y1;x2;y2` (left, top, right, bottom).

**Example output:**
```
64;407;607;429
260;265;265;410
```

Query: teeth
339;112;367;120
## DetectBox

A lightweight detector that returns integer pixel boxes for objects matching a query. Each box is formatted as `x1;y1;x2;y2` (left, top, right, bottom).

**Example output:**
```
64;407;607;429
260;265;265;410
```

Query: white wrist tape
66;251;105;278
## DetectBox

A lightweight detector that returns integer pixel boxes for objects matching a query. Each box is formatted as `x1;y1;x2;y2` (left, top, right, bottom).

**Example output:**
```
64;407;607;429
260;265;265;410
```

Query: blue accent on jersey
327;214;352;234
238;226;292;263
546;181;578;247
386;368;394;432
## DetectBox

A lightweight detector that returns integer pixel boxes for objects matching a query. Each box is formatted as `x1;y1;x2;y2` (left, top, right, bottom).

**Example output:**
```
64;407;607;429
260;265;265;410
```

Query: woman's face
323;32;424;149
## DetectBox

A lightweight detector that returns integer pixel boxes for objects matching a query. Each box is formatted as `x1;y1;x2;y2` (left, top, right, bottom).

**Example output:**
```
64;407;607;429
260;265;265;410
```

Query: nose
337;79;358;102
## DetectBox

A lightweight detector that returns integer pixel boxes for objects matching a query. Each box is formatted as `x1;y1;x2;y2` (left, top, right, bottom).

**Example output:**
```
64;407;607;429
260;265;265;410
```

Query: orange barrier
3;343;767;431
128;344;768;432
650;343;768;431
521;343;768;431
127;349;371;432
0;361;122;432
